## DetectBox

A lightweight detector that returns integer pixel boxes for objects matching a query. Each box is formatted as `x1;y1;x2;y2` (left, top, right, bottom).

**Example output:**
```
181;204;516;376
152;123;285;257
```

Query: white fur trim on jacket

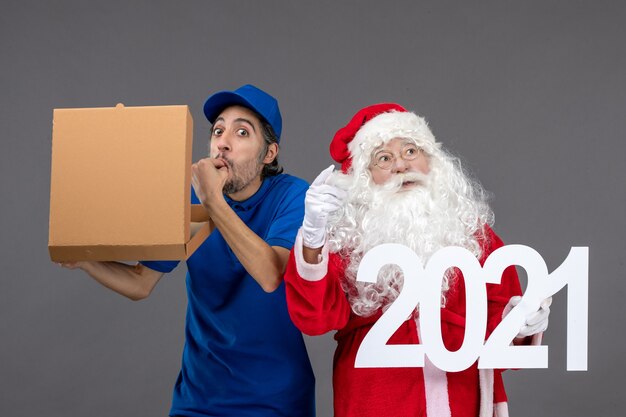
416;317;452;417
479;369;494;417
494;402;510;417
424;356;452;417
293;229;330;281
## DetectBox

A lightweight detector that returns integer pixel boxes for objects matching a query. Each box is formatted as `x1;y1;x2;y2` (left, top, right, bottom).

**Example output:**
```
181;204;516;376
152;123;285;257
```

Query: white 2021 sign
354;245;588;372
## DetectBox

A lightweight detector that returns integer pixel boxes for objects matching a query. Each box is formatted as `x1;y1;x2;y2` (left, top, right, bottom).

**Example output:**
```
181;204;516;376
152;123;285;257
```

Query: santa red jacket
284;225;524;417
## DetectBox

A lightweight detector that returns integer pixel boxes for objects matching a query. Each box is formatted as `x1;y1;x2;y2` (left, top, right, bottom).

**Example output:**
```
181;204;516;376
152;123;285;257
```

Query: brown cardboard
49;103;211;262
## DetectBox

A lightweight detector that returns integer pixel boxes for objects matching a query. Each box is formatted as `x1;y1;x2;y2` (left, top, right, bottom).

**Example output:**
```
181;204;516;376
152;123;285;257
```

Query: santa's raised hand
302;165;347;249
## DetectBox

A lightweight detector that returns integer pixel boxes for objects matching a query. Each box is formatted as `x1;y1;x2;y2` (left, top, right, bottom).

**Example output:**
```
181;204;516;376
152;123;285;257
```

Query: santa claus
284;103;551;417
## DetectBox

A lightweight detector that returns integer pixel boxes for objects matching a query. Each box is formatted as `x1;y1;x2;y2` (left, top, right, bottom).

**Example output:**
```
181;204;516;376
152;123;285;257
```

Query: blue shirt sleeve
265;178;308;250
140;259;180;273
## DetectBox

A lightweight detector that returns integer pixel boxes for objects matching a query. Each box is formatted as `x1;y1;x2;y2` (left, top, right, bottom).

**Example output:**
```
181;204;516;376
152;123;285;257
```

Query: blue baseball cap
203;84;283;141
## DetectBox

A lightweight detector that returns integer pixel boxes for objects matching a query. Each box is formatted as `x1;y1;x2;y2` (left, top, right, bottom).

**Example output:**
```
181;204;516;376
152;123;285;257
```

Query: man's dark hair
259;120;283;179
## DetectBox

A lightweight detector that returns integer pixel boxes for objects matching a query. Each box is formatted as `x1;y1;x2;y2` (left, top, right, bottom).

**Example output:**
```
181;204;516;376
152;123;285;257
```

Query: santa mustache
379;171;430;191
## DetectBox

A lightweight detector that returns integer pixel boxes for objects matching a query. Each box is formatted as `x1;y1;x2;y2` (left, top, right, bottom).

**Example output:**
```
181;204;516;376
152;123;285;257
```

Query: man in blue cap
60;85;316;416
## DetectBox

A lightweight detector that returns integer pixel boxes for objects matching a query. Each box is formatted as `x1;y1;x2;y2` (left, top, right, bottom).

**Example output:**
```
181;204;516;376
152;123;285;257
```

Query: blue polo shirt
142;174;315;417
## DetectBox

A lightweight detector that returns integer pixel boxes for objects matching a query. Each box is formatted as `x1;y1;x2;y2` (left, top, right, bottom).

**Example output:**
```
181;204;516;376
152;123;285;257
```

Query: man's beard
327;165;488;317
216;153;264;195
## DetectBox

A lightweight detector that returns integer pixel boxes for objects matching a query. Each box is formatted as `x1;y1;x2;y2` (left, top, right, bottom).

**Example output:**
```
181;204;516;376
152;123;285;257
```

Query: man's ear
262;142;279;164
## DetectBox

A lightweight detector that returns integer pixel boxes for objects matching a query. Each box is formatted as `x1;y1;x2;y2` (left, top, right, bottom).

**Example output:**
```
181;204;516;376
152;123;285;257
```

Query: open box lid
49;103;210;262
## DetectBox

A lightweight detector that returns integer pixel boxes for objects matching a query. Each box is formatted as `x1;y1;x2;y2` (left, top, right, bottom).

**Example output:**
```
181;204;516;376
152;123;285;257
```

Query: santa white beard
327;157;493;317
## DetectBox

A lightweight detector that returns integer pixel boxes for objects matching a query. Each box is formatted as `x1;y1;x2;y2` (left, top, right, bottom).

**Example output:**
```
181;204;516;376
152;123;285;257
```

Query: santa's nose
391;157;409;173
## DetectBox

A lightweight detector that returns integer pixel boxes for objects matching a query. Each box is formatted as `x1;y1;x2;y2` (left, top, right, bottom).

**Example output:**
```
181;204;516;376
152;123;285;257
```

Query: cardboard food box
49;103;211;262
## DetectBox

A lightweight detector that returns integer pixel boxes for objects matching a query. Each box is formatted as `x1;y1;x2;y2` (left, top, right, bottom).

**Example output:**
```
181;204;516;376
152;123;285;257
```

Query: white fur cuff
494;402;509;417
293;229;330;281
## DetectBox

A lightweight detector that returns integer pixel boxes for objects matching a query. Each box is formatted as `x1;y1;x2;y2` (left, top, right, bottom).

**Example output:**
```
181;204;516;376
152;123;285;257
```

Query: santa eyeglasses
371;143;424;170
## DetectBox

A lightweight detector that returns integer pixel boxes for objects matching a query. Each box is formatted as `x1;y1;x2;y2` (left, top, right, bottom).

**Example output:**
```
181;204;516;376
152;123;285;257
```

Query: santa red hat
330;103;437;173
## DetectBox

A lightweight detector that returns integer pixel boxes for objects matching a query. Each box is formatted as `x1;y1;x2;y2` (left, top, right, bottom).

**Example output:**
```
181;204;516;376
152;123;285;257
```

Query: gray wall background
1;1;624;416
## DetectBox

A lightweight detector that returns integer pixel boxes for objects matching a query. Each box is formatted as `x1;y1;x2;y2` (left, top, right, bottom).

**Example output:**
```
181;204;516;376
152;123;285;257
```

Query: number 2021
354;244;588;372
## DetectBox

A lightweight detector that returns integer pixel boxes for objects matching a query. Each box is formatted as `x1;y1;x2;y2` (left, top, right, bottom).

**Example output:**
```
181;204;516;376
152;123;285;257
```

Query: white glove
301;165;347;248
503;296;552;338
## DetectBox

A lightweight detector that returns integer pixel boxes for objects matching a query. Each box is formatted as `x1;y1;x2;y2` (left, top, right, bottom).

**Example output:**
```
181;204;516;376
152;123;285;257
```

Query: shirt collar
224;176;272;212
